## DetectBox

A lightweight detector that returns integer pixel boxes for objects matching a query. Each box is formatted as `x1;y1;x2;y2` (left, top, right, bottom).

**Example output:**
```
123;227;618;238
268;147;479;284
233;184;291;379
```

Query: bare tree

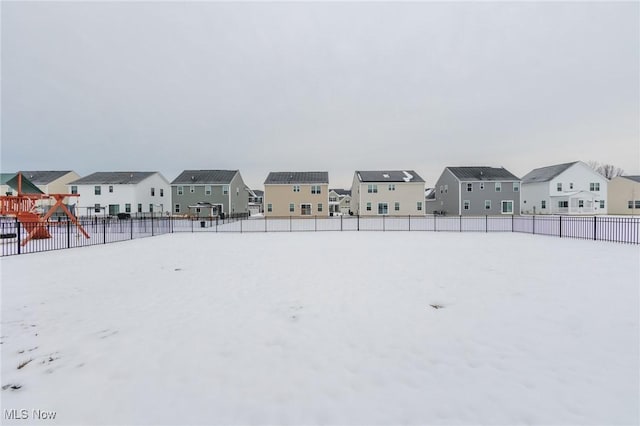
588;161;624;179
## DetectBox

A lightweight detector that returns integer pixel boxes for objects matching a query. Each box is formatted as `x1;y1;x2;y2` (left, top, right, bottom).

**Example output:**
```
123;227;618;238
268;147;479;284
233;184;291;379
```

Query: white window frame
190;186;195;193
501;200;514;214
177;186;183;195
377;202;388;215
485;200;491;210
590;182;600;191
480;182;485;190
463;200;470;210
417;201;422;211
513;182;519;192
495;182;502;192
394;202;400;211
205;186;212;195
366;202;372;211
174;204;180;213
94;186;101;195
389;184;395;191
301;203;312;215
367;184;378;194
466;183;473;192
289;203;295;213
311;185;321;194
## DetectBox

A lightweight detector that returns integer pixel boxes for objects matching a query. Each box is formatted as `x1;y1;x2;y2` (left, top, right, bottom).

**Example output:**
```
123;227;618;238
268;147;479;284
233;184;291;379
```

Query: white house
351;170;426;216
520;161;608;215
68;172;171;217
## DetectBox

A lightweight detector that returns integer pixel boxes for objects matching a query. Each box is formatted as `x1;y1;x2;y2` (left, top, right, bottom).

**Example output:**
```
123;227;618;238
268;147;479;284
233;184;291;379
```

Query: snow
1;232;638;425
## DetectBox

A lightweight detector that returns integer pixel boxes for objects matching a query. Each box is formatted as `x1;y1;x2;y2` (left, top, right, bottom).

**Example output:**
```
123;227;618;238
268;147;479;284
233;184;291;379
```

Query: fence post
559;215;562;238
265;216;267;233
408;215;411;231
131;218;134;240
383;215;385;232
103;219;107;244
434;214;437;232
315;215;317;232
290;216;292;232
593;216;597;241
151;215;154;236
459;215;462;232
486;215;488;233
17;219;21;255
357;215;360;231
340;215;343;231
67;220;71;248
240;217;243;233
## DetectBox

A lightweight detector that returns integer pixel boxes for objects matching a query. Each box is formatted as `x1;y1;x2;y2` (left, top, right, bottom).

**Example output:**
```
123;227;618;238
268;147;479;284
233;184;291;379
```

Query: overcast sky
2;1;638;189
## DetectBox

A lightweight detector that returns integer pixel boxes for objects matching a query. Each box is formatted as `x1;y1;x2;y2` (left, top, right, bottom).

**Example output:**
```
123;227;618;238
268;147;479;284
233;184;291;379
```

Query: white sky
1;1;638;189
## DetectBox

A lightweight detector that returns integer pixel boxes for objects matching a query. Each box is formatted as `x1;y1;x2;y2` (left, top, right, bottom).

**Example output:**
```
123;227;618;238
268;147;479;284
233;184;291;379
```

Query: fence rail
1;215;638;256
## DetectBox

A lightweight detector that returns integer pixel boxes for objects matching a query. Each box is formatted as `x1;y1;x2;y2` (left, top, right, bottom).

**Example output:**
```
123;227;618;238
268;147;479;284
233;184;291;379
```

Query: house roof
19;171;74;185
446;167;520;181
355;170;425;183
251;190;264;196
69;172;156;185
330;188;351;196
264;172;329;185
521;162;579;184
171;170;238;185
621;176;640;183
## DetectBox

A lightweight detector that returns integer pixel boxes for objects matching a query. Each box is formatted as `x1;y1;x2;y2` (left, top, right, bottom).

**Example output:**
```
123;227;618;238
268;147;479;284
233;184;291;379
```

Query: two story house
328;189;351;215
68;172;171;217
428;167;521;215
520;161;608;215
18;170;81;214
350;170;425;216
171;170;249;218
606;175;640;215
264;172;329;217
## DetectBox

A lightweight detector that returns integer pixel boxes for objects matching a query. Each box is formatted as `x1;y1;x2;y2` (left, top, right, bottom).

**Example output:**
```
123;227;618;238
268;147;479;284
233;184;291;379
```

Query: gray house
171;170;249;218
427;167;521;216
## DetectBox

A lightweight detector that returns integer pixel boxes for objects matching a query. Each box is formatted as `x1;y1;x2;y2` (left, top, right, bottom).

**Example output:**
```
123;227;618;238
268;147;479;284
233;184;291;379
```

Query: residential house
607;176;640;215
68;172;171;217
351;170;425;216
171;170;249;218
248;189;264;216
18;171;81;214
427;167;521;216
328;189;351;215
264;172;329;217
520;161;608;215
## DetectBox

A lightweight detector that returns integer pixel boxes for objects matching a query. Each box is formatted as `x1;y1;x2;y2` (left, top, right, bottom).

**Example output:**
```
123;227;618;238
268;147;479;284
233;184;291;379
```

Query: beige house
264;172;329;217
20;170;81;213
608;176;640;215
351;170;426;216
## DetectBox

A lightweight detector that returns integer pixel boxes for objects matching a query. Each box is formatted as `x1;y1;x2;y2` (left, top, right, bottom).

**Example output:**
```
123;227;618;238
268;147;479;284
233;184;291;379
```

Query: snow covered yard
1;232;638;425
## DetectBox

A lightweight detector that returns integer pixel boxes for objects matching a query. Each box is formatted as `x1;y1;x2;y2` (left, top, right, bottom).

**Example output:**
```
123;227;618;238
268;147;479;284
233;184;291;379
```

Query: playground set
0;172;90;246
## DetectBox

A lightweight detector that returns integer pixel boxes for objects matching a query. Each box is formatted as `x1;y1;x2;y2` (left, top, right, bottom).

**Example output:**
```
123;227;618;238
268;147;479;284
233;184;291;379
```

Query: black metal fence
1;214;638;256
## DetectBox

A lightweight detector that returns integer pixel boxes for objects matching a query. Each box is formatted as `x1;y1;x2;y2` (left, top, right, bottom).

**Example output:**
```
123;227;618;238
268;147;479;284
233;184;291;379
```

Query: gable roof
356;170;425;183
330;188;351;196
171;170;238;185
621;176;640;183
446;167;520;181
264;172;329;185
521;162;579;184
19;171;74;185
69;172;156;185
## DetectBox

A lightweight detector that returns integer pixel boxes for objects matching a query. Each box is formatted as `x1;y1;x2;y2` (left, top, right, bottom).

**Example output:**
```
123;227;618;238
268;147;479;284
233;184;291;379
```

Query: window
389;184;395;191
394;202;400;211
378;203;388;215
578;200;584;208
541;200;546;209
466;183;473;192
190;186;195;193
94;186;101;195
366;202;372;211
444;185;448;193
177;186;183;195
205;186;212;195
501;200;513;214
629;201;634;209
138;203;142;213
480;183;485;190
94;203;101;213
317;203;323;212
599;200;605;209
149;204;154;212
367;184;378;193
301;204;312;215
495;182;502;192
125;203;131;213
558;201;568;208
289;203;295;213
485;200;491;210
109;185;114;193
590;182;600;191
439;186;443;194
513;182;519;192
311;185;321;194
557;183;562;192
223;185;229;195
151;187;155;196
71;186;78;195
463;200;470;210
329;196;337;202
267;204;273;212
417;201;422;211
160;188;164;197
174;204;180;213
636;201;640;209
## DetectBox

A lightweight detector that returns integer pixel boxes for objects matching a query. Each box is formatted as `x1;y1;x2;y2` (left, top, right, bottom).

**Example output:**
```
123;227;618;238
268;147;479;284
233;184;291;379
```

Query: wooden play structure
0;172;90;246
